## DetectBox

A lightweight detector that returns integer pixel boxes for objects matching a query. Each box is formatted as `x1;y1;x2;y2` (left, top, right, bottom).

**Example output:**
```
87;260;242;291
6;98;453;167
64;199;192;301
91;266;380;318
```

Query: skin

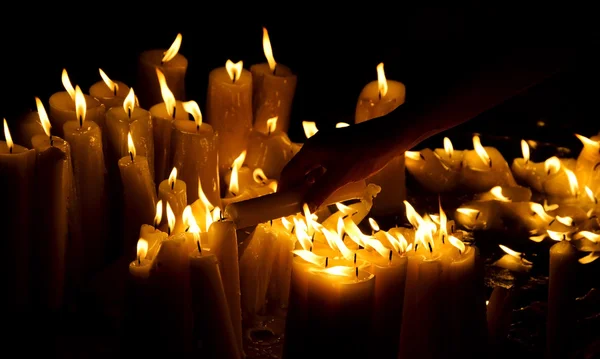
280;47;573;210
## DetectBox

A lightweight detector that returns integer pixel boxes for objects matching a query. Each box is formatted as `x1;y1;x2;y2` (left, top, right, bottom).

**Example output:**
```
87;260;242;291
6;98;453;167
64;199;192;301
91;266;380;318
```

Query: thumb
303;168;350;212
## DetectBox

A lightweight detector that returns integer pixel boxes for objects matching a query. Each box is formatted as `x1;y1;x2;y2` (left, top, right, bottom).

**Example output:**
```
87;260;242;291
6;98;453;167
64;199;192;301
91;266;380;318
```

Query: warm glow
183;205;200;233
319;225;354;260
555;215;574;227
137;238;148;261
303;203;314;235
75;86;86;127
123;88;136;116
225;60;243;83
262;27;277;72
35;97;52;137
521;139;530;162
544;156;561;175
564;168;579;196
585;186;597;204
343;217;372;248
166;202;176;235
529;203;554;223
439;200;448;241
266;116;278;134
292;249;326;267
162;33;182;63
99;68;118;94
335;202;354;215
62;68;75;101
168;167;178;188
529;233;547;243
198;177;214;211
376;62;388;98
229;150;246;194
336;122;350;128
456;207;480;222
156;68;176;117
212;207;222;223
576;231;600;243
472;135;491;167
368;218;380;232
579;252;600;264
490;186;511;202
3;119;13;151
253;168;268;184
444;137;454;158
127;132;136;159
293;217;312;250
547;230;570;241
310;265;354;277
404;200;425;229
154;200;163;227
575;133;600;150
281;217;293;232
388;231;408;253
405;151;422;160
182;100;202;128
499;244;523;259
448;235;466;253
302;121;318;139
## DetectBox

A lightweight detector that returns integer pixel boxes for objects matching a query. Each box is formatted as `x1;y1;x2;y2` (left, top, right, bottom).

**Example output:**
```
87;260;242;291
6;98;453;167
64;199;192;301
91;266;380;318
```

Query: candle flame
166;202;176;234
575;133;600;150
448;235;466;253
585;186;597;203
368;218;380;232
302;121;318;139
123;88;136;115
555;215;574;227
127;132;136;159
310;265;354;277
544;199;559;212
499;244;522;259
35;97;52;137
547;229;570;241
529;202;555;223
472;135;491;167
576;231;600;243
168;167;178;188
303;203;315;235
292;249;326;267
212;207;221;223
544;156;561;175
281;217;293;232
198;177;214;211
405;151;422;160
388;231;408;253
3;119;13;151
336;122;350;128
376;62;388;98
579;251;600;264
439;200;448;241
404;200;425;229
262;27;277;72
335;202;354;215
293;217;312;250
343;216;373;248
99;68;118;94
75;86;86;127
229;150;246;194
319;225;354;260
521;139;530;163
62;68;75;101
225;60;243;83
156;68;176;117
564;168;579;196
443;137;454;158
490;186;511;202
529;233;547;242
183;205;200;233
137;238;148;261
182;100;202;127
266;116;278;134
155;200;163;227
162;33;183;63
253;168;268;184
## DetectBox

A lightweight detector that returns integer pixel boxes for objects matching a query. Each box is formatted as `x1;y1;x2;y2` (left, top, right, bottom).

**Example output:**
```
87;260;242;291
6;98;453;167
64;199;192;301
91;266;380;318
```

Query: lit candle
206;59;253;175
546;238;578;359
89;68;130;109
0;119;36;312
461;135;516;192
223;150;254;193
158;167;187;234
119;132;158;256
171;100;220;205
63;87;108;273
574;134;600;192
245;116;294;179
139;203;168;259
486;286;516;349
511;139;545;192
49;69;106;137
405;148;460;192
149;68;188;182
268;217;297;309
222;151;276;207
250;27;297;134
125;238;153;352
433;137;464;171
543;156;580;199
30;99;69;310
493;244;533;272
454;201;502;231
208;219;243;355
137;33;187;108
355;62;406;215
106;88;154;179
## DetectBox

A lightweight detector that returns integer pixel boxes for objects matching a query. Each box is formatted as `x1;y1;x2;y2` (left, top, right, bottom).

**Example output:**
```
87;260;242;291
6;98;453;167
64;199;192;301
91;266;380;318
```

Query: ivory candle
574;134;600;192
511;140;545;192
139;222;168;260
119;132;158;257
0;119;36;313
208;220;243;354
245;116;294;180
171;100;220;205
158;167;187;234
543;157;579;198
63;88;108;274
433;136;464;171
206;60;253;174
493;245;533;272
223;165;254;194
455;201;503;231
355;63;406;216
405;148;460;192
89;68;130;109
106;88;154;179
137;33;187;108
49;69;106;137
461;135;517;192
251;27;297;134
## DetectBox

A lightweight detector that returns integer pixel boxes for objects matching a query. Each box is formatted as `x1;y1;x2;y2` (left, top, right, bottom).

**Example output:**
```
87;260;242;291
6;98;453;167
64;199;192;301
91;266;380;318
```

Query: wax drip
325;257;329;268
428;242;433;253
197;240;202;254
130;151;134;162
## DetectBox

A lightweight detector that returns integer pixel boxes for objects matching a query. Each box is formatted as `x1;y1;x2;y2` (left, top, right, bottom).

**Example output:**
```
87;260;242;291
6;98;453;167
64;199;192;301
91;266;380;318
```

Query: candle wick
130;151;134;162
49;134;54;147
196;124;200;132
489;158;493;168
563;234;566;241
355;267;359;279
161;60;164;66
414;243;418;251
128;108;132;118
197;240;202;254
475;211;481;220
231;191;236;196
167;227;171;236
171;181;175;190
154;221;158;230
311;234;315;243
114;86;117;96
270;219;273;226
325;257;329;268
442;234;445;244
137;255;140;265
358;244;364;250
459;249;462;255
79;115;83;129
273;65;277;76
185;226;189;232
451;224;455;233
388;249;393;263
232;73;237;84
172;106;177;119
378;90;382;100
419;153;425;160
549;218;556;225
9;145;12;154
353;253;357;265
428;242;433;253
291;225;295;234
309;246;313;252
595;197;598;205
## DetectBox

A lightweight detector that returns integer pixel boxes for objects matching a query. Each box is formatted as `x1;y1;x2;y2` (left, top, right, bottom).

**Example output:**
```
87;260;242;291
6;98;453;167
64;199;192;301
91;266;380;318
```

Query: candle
158;167;187;234
208;220;243;354
188;231;241;359
486;286;515;349
543;156;581;198
223;151;254;193
405;148;460;192
105;88;154;180
171;100;220;205
137;33;187;108
30;99;69;310
574;134;600;192
493;244;533;272
546;239;578;359
461;135;517;192
268;217;297;309
49;69;106;137
63;87;108;273
119;132;158;256
511;139;545;192
89;68;130;109
0;119;36;312
355;62;406;215
206;59;253;175
455;200;502;231
17;111;46;148
149;69;189;182
139;216;168;260
245;116;294;180
250;27;297;134
433;137;464;171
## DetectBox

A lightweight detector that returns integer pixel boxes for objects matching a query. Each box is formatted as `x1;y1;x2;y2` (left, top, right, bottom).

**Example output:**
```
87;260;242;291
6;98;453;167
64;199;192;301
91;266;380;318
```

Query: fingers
303;168;350;212
279;147;322;192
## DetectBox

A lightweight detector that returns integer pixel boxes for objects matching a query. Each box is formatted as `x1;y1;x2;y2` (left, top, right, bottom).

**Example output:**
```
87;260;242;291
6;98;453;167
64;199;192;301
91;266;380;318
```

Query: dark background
1;4;598;154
